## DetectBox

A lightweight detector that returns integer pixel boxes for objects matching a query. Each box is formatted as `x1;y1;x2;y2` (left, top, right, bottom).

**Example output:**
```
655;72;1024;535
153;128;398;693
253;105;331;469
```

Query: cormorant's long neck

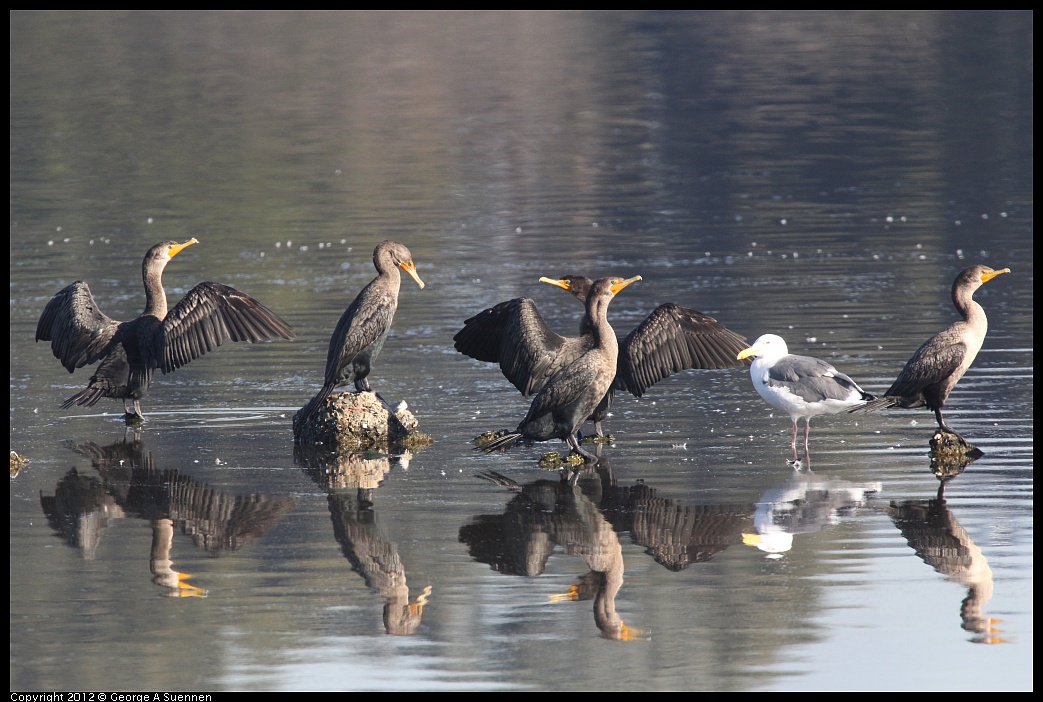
587;294;618;354
953;282;987;335
375;254;402;297
142;259;169;318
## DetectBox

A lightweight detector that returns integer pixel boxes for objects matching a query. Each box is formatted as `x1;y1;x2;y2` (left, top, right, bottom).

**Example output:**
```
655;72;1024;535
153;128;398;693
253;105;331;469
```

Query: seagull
737;334;875;462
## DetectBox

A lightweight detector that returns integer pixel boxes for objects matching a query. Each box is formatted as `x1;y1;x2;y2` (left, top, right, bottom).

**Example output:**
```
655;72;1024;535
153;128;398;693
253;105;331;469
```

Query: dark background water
10;11;1032;691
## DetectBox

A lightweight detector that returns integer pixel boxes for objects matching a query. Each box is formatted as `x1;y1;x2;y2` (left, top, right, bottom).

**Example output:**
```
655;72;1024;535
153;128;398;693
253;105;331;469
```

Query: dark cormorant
36;239;295;420
454;274;748;436
297;240;425;422
852;265;1010;440
737;334;875;461
481;275;641;464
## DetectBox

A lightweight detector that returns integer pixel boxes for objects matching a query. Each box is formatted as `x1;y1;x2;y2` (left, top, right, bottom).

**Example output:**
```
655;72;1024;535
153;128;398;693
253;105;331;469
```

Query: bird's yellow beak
169;238;199;258
737;346;756;361
400;260;425;289
540;276;572;291
981;267;1011;283
610;275;642;295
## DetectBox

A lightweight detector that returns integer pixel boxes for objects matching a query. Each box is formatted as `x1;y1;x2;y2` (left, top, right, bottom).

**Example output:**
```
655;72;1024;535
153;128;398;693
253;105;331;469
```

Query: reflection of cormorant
741;472;882;558
480;276;641;465
889;497;1004;644
41;436;294;596
853;265;1011;442
39;468;125;560
297;241;425;424
737;334;875;462
620;482;754;571
327;491;431;636
295;446;429;635
461;471;644;640
455;274;747;437
36;239;295;421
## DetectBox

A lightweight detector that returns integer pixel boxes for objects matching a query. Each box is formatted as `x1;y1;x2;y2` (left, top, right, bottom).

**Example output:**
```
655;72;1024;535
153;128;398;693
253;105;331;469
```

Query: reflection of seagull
462;471;646;640
737;334;874;462
327;490;431;636
889;498;1004;644
742;473;882;558
44;437;294;596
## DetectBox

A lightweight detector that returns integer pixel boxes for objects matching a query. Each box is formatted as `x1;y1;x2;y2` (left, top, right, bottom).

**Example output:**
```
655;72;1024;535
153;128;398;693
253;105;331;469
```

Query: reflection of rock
929;439;983;484
10;450;29;478
889;498;1004;644
742;473;882;557
293;391;433;452
327;491;431;635
934;429;980;467
295;443;397;491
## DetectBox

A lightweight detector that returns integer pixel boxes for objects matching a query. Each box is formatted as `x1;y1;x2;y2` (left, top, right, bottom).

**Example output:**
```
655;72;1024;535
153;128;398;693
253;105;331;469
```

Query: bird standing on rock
297;240;425;424
851;265;1010;443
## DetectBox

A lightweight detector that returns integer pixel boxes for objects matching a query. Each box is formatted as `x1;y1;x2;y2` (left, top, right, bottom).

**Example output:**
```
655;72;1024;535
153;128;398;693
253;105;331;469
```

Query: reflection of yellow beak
168;572;208;598
741;532;761;547
169;238;200;258
539;276;571;291
400;260;425;288
409;585;433;616
980;267;1011;284
615;622;651;642
610;275;642;295
548;585;582;603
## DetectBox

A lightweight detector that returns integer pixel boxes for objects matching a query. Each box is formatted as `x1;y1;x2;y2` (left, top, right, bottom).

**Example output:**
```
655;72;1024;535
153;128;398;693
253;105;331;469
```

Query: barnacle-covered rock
293;391;433;452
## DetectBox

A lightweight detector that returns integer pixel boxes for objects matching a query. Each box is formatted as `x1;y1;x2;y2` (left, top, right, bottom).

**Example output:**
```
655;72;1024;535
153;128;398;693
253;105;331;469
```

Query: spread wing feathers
454;298;575;396
158;282;295;373
523;361;600;424
60;345;133;408
766;356;865;403
35;281;120;372
615;303;749;397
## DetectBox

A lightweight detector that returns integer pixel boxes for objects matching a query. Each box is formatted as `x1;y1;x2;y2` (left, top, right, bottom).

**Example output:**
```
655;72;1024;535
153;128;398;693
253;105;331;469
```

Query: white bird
737;334;875;462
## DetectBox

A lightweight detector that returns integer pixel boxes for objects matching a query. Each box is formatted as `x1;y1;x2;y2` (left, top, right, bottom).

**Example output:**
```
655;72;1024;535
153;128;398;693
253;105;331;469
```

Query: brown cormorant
852;265;1010;440
480;275;641;464
36;239;295;420
454;274;748;437
297;240;425;422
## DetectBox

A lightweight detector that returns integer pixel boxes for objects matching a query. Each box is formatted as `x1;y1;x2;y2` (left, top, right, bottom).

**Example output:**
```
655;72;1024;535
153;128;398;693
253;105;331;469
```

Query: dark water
10;11;1032;691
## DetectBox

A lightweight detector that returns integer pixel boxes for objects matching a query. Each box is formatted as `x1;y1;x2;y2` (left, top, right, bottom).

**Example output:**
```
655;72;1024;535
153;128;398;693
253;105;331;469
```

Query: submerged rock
293;391;433;452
